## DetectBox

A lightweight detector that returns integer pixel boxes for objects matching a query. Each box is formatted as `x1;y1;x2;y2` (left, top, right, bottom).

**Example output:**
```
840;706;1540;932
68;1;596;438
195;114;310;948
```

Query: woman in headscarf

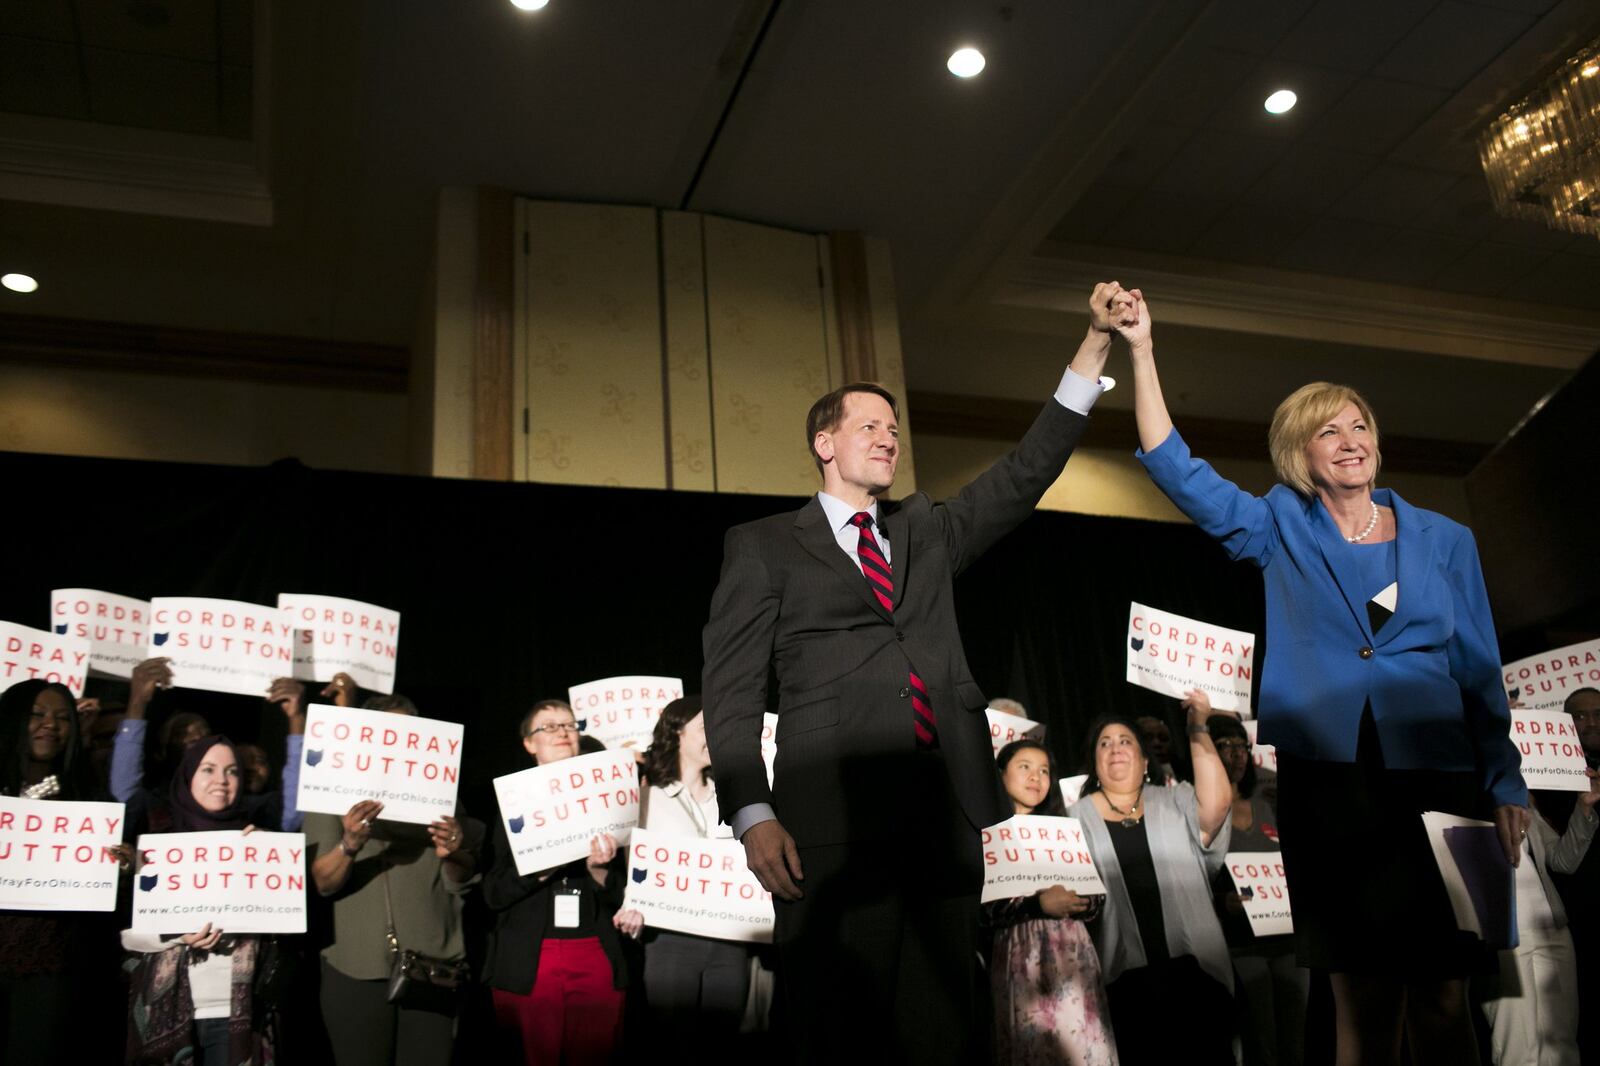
122;736;275;1065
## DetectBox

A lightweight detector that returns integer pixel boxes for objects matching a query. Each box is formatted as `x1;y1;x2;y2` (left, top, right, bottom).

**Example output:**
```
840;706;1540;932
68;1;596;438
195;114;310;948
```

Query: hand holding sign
1038;886;1093;917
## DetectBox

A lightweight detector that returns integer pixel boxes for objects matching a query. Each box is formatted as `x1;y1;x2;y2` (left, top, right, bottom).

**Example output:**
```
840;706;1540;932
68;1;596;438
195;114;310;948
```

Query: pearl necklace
1345;500;1379;543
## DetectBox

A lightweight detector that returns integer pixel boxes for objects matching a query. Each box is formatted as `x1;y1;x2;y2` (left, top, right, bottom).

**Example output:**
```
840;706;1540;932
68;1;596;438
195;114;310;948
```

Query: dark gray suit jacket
702;400;1088;848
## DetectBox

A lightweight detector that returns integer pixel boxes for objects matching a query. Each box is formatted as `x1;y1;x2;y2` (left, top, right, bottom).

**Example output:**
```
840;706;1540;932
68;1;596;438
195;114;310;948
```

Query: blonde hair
1268;382;1381;497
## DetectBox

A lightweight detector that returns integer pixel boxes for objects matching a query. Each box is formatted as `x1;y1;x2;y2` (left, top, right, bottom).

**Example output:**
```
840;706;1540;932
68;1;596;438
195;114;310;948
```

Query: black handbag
382;870;469;1015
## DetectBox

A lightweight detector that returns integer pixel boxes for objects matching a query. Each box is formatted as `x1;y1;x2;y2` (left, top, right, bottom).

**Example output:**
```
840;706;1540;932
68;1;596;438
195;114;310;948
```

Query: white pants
1482;931;1580;1066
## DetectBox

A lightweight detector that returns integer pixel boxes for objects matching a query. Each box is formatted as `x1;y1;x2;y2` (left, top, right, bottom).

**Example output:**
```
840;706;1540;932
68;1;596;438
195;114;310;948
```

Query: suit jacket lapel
882;500;908;612
1308;495;1375;645
793;496;893;622
1377;488;1427;647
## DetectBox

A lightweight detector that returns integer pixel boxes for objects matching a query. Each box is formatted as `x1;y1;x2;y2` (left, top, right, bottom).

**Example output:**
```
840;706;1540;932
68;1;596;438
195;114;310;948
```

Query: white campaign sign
132;831;307;934
987;707;1045;757
1226;851;1293;937
568;675;683;751
1058;774;1088;806
623;828;774;943
761;712;777;788
1511;707;1591;792
980;815;1106;902
147;597;294;697
1503;638;1600;712
493;750;641;875
0;797;125;911
1126;602;1254;713
1242;719;1277;774
296;705;463;825
277;594;400;695
50;589;151;679
0;620;91;697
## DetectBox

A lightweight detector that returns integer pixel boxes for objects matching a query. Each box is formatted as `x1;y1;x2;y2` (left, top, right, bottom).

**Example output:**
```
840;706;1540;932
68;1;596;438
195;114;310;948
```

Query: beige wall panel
862;235;916;496
522;200;665;489
914;435;1471;524
430;186;478;479
661;211;714;492
704;215;832;496
0;364;407;472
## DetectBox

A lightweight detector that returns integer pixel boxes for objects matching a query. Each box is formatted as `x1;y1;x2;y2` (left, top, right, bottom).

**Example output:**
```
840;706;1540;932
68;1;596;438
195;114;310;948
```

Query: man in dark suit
702;283;1135;1063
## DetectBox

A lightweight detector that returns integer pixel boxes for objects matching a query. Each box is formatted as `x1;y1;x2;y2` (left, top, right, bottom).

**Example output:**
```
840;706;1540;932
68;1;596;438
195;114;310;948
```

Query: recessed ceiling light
1;273;38;293
1099;375;1117;393
1264;89;1297;115
510;0;549;10
947;47;986;78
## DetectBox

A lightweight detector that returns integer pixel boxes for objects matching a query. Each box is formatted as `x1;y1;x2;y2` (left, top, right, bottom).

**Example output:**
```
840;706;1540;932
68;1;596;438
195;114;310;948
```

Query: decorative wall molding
1008;245;1600;370
0;312;406;391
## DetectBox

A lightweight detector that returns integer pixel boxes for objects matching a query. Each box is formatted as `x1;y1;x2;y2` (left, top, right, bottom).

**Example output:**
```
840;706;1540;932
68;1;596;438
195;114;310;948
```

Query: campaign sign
0;797;125;911
296;705;463;825
1058;775;1088;806
987;707;1045;757
568;676;683;751
1126;603;1254;713
278;594;400;695
1242;720;1277;774
980;815;1106;903
0;621;91;697
50;589;150;679
1512;707;1591;792
761;712;777;788
131;831;307;934
1503;638;1600;712
1226;851;1293;937
147;597;293;697
493;750;641;875
623;828;774;943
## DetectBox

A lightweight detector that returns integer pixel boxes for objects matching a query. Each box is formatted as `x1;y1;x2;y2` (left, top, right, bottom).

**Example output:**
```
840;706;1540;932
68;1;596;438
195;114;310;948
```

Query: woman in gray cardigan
1069;691;1233;1065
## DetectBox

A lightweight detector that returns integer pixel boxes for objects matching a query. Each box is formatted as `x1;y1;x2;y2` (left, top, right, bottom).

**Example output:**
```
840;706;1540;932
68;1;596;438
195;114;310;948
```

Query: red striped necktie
852;511;938;749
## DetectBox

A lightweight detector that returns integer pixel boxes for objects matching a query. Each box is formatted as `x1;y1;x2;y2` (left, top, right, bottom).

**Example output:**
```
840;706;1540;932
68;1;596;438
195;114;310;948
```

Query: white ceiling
1;0;1598;447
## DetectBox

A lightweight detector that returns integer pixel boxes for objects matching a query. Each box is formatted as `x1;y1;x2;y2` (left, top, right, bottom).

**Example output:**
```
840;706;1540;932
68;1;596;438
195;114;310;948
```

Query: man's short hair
520;698;574;739
1565;687;1600;713
805;383;900;475
988;697;1028;717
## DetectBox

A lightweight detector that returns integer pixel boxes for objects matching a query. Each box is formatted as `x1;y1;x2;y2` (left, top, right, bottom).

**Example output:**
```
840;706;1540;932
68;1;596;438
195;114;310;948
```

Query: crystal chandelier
1478;36;1600;238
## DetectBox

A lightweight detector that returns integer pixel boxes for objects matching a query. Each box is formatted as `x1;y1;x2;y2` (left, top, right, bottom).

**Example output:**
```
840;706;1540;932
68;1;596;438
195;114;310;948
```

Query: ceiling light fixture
947;47;986;78
1263;89;1297;115
510;0;549;10
1098;376;1117;393
1479;34;1600;237
1;273;38;293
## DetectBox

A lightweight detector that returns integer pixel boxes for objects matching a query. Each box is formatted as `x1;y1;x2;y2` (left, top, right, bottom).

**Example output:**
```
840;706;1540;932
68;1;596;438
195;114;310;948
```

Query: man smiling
702;282;1135;1063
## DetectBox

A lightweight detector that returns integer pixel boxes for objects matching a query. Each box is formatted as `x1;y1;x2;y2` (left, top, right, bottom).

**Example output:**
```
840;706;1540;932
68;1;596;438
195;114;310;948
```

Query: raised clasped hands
1088;282;1139;334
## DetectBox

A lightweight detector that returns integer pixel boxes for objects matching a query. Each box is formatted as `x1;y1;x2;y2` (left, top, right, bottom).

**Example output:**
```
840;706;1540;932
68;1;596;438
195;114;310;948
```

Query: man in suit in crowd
702;282;1135;1063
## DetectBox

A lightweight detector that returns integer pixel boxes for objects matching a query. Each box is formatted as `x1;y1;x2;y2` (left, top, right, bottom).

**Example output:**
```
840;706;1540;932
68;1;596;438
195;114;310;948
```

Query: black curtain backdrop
1;448;1267;810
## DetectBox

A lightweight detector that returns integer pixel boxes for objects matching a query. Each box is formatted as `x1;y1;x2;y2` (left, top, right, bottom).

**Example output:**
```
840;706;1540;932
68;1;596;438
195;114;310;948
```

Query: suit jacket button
896;631;905;642
1359;646;1374;659
898;686;910;699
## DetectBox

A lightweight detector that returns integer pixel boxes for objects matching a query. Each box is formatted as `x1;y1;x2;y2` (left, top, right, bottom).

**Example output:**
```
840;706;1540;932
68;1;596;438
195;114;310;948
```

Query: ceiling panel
1147;130;1286;198
0;36;88;120
1273;216;1399;275
1357;229;1475;286
0;0;74;41
1517;253;1600;309
1329;163;1462;227
1428;240;1552;296
1098;122;1192;187
1373;1;1537;89
1046;182;1140;245
219;0;253;67
84;47;218;135
1409;173;1503;241
1246;145;1381;213
1272;0;1435;74
1301;77;1452;156
75;0;218;62
1140;45;1258;128
1104;188;1231;256
1182;0;1315;57
1186;202;1318;266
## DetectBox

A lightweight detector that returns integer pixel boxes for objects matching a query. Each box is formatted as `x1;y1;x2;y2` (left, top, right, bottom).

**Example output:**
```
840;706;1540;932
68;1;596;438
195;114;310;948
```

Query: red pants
491;937;624;1065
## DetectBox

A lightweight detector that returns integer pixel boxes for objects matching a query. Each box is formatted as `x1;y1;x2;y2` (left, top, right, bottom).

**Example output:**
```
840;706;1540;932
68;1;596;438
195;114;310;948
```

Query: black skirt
1274;707;1497;978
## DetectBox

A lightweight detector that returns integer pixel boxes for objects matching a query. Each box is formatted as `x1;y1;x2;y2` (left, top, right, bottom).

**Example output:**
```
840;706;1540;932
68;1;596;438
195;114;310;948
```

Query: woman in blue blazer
1115;290;1528;1066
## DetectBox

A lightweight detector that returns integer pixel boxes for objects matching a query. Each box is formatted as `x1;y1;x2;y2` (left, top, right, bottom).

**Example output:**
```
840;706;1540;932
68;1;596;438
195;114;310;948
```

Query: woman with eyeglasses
1207;706;1306;1066
482;699;632;1065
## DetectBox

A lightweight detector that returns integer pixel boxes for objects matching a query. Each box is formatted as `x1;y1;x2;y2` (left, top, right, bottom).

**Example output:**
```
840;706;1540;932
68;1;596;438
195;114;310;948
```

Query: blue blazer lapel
882;501;908;612
793;497;893;622
1307;495;1375;645
1375;489;1428;647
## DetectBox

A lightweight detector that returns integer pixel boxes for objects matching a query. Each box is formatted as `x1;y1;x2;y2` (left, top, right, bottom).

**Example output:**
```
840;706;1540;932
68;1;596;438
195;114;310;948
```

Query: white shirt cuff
731;803;777;841
1054;366;1104;415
